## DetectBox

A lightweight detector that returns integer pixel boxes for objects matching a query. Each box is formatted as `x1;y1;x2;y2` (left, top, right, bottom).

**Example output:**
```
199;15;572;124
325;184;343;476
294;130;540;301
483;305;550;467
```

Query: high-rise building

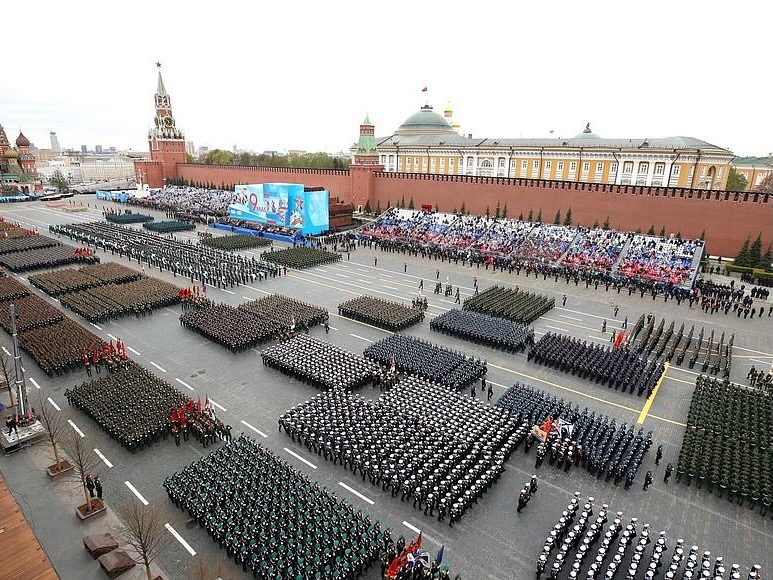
49;131;61;154
186;141;195;156
95;145;103;154
81;145;88;154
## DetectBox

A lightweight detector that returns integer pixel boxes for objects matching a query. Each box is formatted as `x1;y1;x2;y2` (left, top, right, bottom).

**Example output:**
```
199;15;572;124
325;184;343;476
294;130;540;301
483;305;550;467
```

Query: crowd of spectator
358;208;703;287
129;185;237;219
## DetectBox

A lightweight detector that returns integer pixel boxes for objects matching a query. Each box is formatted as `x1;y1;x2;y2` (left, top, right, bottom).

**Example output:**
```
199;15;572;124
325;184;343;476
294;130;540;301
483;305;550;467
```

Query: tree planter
76;498;106;520
46;459;74;478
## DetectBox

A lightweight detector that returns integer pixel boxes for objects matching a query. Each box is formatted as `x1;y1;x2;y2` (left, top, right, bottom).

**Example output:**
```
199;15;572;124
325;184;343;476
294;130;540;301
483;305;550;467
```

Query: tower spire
156;66;168;98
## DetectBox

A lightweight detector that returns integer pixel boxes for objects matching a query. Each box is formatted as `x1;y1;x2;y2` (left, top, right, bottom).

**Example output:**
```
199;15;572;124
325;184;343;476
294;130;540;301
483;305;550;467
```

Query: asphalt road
0;199;771;580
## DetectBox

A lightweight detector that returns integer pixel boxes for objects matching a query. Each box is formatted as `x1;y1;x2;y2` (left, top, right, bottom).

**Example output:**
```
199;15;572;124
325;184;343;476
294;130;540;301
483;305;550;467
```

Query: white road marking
339;482;374;505
358;279;370;283
165;523;196;556
546;325;570;333
94;448;113;468
240;420;267;438
68;419;85;437
350;333;374;343
383;285;398;290
91;323;102;330
107;333;118;341
284;447;317;469
328;326;339;331
402;521;422;534
175;378;194;391
1;346;10;356
125;481;149;506
29;377;41;389
560;314;583;321
149;361;167;373
47;397;61;411
337;274;350;279
127;346;141;356
490;381;508;389
221;289;236;295
209;399;226;412
242;296;252;300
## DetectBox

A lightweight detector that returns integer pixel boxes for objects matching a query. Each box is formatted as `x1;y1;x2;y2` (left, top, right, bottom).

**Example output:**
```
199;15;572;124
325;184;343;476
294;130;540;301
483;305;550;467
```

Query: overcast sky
2;0;770;157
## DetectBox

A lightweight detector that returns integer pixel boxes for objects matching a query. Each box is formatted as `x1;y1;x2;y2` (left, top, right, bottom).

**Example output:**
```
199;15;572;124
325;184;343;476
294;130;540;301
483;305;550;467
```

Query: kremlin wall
136;68;771;258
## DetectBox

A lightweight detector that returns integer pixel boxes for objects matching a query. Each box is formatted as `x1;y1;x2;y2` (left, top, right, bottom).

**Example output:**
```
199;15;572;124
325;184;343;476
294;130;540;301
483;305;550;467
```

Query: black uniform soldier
487;382;493;401
86;474;96;498
643;471;653;491
517;487;529;513
470;384;476;399
655;444;663;465
530;475;538;495
664;463;673;483
562;294;567;307
95;476;103;500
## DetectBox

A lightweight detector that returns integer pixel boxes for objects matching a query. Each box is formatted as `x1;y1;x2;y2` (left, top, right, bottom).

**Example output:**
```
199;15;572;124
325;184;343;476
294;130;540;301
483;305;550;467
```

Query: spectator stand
338;295;423;332
363;334;486;390
430;309;533;353
262;334;379;390
617;234;704;288
559;228;630;275
463;285;554;325
518;223;580;264
496;383;652;486
677;375;772;516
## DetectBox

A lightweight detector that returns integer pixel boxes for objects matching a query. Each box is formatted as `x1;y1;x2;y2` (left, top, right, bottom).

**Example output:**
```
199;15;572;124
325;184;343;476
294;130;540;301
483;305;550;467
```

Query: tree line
189;150;349;170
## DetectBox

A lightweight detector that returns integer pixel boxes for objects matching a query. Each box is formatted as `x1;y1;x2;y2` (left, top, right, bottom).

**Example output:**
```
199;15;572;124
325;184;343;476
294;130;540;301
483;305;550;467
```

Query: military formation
364;334;487;390
497;384;653;487
279;377;523;526
239;294;328;330
262;334;380;390
50;221;280;287
0;232;59;255
462;285;555;325
29;262;142;296
0;241;99;272
19;315;105;376
677;376;772;515
262;246;342;269
430;309;534;352
199;233;272;252
181;303;285;353
142;219;196;233
59;276;181;323
104;211;153;224
164;435;390;579
536;493;762;579
0;294;63;333
747;366;773;392
528;333;665;397
338;295;424;331
0;274;30;302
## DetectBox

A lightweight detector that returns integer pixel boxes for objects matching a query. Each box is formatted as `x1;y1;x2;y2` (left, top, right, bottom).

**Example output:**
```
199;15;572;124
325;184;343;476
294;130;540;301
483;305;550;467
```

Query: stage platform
0;409;47;455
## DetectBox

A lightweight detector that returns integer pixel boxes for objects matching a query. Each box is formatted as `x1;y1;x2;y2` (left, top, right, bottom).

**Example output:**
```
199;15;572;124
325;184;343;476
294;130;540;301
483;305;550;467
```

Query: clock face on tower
163;116;175;127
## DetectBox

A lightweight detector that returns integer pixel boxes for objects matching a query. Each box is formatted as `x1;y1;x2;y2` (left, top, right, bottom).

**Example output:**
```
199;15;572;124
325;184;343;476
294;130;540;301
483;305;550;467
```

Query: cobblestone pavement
0;200;771;579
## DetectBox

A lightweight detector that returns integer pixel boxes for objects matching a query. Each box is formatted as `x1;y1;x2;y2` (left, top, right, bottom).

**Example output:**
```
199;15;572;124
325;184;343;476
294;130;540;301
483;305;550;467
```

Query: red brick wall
371;173;772;257
178;164;351;200
133;160;164;189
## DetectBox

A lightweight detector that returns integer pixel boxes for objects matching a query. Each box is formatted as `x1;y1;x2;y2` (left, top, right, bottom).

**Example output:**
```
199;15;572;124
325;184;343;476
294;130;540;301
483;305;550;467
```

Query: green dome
396;105;456;135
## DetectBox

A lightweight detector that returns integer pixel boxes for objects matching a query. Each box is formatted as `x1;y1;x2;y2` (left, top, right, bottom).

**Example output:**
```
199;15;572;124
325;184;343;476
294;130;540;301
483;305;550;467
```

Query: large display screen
229;183;329;235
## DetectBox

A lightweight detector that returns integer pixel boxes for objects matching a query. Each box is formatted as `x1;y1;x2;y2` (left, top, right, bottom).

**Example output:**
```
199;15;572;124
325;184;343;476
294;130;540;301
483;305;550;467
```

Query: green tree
760;244;773;271
699;230;705;240
375;200;381;215
518;211;524;221
676;231;682;239
553;209;561;225
387;200;392;208
593;220;599;229
635;227;642;234
203;149;235;165
400;195;405;209
602;216;610;230
185;153;196;163
364;200;372;214
460;201;466;214
408;197;415;209
48;170;69;193
536;209;542;223
735;236;751;267
434;202;439;212
495;203;501;219
502;203;508;219
647;225;656;235
452;207;458;214
725;167;748;191
485;206;490;217
527;209;533;222
563;207;573;226
659;226;667;237
749;233;763;266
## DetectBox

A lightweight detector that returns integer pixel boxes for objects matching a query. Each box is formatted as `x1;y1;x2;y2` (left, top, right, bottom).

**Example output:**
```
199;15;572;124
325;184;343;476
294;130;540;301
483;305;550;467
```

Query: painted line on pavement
489;381;508;389
402;521;422;535
350;333;374;343
328;326;339;331
664;375;693;385
546;325;570;333
734;345;773;357
209;399;226;412
47;397;61;411
91;323;102;330
125;481;149;505
243;285;271;295
383;285;398;290
284;447;317;470
175;378;194;391
339;482;375;505
127;346;141;356
560;314;583;321
242;296;252;300
68;419;85;437
337;274;350;279
94;448;114;468
29;377;41;389
165;523;196;556
240;420;268;438
358;279;370;283
667;365;700;377
107;333;118;341
1;346;10;356
637;362;669;425
149;361;167;373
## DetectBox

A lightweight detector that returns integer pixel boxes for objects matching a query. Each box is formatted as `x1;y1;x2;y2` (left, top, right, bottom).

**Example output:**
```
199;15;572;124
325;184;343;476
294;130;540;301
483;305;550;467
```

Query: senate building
369;103;735;190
